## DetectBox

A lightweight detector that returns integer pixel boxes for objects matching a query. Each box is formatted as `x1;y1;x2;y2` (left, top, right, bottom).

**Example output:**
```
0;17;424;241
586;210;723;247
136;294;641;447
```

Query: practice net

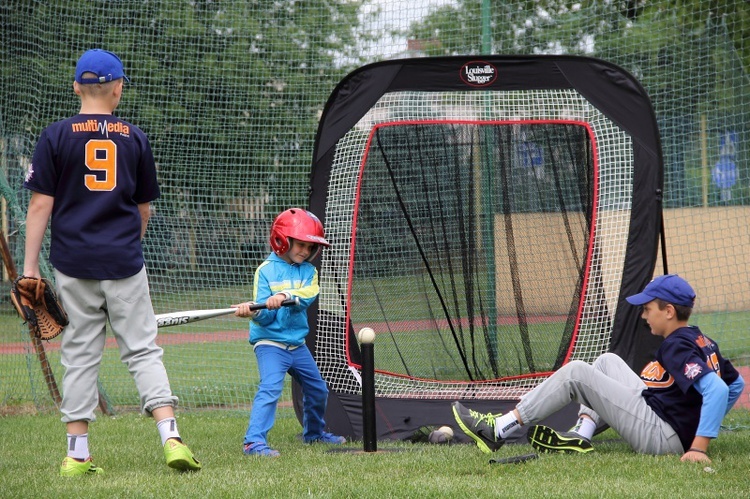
319;95;633;400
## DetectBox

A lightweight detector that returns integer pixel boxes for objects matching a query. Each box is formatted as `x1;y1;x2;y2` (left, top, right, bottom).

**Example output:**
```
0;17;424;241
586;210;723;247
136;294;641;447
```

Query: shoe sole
167;457;202;471
60;468;103;477
527;425;594;454
243;444;280;457
451;404;496;454
60;458;103;477
243;450;280;457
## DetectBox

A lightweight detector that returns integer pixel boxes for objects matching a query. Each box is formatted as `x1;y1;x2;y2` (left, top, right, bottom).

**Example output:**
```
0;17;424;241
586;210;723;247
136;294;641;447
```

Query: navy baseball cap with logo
75;49;129;84
625;274;696;307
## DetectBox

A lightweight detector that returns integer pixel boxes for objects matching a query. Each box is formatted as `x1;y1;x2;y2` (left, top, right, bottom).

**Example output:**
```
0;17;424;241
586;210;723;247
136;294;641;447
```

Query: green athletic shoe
527;424;594;454
59;456;104;477
164;439;202;471
451;401;505;453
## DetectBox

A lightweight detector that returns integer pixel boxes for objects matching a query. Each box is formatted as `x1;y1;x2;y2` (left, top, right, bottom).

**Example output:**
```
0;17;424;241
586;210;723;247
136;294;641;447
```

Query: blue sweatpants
243;344;329;445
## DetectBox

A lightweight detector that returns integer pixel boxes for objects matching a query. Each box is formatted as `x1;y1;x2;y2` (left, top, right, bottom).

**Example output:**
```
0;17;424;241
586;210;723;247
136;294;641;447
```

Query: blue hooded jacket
249;253;320;346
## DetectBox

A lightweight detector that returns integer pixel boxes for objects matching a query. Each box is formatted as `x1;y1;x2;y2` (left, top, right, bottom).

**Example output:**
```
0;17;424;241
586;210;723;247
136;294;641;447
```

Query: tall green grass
1;408;748;498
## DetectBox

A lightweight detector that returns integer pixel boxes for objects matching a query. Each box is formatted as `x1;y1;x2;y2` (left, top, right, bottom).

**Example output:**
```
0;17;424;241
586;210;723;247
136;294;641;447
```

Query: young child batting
233;208;346;457
22;49;201;476
452;274;745;463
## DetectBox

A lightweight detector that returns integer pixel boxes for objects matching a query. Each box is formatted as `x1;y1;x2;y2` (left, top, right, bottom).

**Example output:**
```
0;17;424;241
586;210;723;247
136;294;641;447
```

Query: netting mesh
1;1;748;412
316;90;634;399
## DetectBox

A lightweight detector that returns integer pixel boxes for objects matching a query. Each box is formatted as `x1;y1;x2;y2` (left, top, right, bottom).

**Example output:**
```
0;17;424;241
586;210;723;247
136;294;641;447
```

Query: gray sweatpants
516;352;684;454
55;267;178;422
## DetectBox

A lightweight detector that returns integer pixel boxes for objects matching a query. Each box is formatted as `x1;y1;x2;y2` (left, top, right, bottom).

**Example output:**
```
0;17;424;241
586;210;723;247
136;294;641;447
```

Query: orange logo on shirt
695;335;711;348
71;119;130;137
640;360;674;389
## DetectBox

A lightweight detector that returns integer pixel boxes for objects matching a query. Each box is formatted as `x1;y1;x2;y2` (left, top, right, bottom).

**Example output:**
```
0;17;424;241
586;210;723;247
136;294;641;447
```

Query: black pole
361;342;377;452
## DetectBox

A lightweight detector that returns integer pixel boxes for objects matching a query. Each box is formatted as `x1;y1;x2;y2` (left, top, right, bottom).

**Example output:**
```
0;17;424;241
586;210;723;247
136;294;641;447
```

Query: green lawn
1;408;748;498
2;289;750;497
2;301;749;411
371;322;567;379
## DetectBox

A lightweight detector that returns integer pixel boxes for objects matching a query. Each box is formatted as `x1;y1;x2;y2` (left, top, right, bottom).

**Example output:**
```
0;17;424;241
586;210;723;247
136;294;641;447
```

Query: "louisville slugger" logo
460;61;498;87
157;316;190;327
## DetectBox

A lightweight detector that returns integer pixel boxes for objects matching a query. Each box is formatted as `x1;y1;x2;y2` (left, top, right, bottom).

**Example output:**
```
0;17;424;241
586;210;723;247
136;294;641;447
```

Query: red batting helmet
269;208;330;261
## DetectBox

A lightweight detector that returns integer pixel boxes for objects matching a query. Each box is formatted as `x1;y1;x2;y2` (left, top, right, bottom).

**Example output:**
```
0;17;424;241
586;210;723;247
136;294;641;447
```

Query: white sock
570;416;596;440
495;413;522;439
67;433;90;460
156;417;180;446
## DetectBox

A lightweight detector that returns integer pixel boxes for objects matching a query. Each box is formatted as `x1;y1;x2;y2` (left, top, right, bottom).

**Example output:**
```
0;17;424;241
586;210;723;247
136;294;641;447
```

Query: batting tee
294;55;664;442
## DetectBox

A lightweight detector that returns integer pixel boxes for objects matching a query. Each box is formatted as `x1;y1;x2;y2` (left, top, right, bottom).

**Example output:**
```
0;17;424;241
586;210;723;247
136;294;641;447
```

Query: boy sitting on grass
453;274;745;463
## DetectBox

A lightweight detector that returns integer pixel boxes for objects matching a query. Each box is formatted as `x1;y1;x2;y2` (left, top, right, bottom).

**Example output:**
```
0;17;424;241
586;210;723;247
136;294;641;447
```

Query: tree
1;0;366;194
406;1;749;72
406;1;749;207
0;0;369;278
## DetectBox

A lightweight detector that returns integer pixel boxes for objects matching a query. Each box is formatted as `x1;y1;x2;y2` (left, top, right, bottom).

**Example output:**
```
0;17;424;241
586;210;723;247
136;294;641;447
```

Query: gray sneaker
527;424;594;454
451;401;505;453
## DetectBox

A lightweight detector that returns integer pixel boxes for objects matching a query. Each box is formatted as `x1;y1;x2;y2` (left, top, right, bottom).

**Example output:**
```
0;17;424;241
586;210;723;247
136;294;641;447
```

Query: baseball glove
10;276;69;340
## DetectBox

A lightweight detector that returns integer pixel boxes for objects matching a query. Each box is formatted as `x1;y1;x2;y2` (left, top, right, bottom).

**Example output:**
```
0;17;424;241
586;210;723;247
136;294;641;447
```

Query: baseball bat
156;297;300;328
0;228;64;408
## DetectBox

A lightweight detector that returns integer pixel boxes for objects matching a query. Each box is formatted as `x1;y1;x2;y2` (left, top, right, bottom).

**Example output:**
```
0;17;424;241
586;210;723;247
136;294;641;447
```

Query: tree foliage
1;0;365;202
407;1;749;74
406;0;749;207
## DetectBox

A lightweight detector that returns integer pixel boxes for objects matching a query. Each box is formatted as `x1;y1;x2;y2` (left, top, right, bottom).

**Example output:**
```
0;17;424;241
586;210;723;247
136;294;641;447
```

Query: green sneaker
527;424;594;454
164;439;202;471
451;401;505;454
59;456;104;477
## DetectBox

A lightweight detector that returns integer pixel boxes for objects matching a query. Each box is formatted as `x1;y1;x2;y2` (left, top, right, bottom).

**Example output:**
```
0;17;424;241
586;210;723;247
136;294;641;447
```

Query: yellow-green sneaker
164;439;202;471
60;456;104;477
527;424;594;454
451;401;505;453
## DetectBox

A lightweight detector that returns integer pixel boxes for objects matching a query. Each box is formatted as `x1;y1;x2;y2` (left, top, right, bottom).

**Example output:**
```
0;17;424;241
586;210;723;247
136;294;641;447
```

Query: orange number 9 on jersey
85;139;117;191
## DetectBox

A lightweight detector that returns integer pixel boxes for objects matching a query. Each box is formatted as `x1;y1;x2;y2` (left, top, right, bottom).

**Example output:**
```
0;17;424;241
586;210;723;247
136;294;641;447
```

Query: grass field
2;302;749;411
1;407;749;498
2;293;750;497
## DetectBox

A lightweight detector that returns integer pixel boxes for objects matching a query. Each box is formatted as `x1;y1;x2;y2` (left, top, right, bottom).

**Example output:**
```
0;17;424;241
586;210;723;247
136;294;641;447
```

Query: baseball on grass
428;426;454;444
357;327;376;344
438;426;454;439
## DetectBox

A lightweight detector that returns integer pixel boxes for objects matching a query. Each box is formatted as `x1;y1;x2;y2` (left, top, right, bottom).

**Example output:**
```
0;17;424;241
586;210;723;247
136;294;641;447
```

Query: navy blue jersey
640;326;740;451
24;114;160;279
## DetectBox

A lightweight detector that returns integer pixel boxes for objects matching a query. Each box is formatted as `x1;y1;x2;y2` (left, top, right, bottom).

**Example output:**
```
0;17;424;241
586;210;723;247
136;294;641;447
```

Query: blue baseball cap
75;49;129;84
626;274;696;307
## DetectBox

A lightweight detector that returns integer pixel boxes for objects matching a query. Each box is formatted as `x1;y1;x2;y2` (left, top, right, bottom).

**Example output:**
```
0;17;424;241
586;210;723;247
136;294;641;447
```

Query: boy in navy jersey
452;274;744;463
22;49;201;476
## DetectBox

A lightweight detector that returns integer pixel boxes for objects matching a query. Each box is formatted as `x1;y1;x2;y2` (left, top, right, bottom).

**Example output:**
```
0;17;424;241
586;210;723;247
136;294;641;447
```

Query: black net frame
298;55;663;440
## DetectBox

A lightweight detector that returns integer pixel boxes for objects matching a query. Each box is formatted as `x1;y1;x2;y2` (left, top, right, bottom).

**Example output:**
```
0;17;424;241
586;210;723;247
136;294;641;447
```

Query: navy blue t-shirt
640;326;740;451
24;114;160;279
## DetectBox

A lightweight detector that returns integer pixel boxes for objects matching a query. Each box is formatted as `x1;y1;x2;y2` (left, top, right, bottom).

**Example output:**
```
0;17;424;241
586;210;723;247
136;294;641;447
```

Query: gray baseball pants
55;267;178;422
515;352;684;454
